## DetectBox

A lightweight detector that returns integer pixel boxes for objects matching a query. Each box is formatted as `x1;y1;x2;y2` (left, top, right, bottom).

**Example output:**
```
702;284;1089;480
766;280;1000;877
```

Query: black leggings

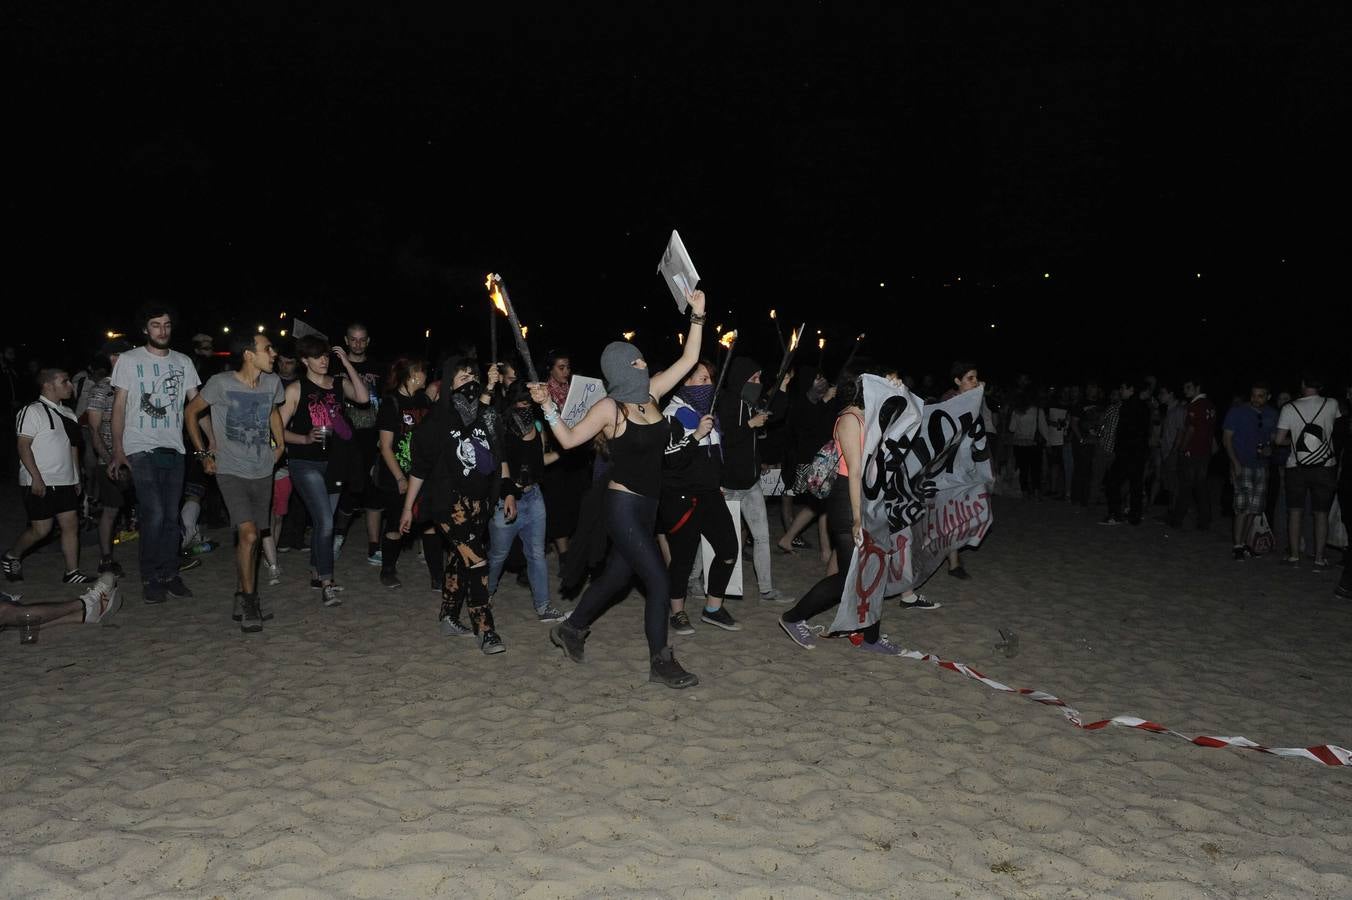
1014;445;1042;494
571;489;669;655
780;484;881;642
662;489;737;602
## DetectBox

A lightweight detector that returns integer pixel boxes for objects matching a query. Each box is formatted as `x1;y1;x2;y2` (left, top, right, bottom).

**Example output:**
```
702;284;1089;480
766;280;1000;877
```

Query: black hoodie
715;357;788;490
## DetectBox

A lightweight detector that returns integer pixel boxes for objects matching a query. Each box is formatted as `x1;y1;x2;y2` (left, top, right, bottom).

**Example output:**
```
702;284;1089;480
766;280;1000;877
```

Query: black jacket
715;357;789;490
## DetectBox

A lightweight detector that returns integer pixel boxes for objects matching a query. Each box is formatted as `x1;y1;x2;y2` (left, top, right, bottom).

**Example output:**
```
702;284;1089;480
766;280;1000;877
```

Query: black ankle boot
550;620;589;663
649;647;699;689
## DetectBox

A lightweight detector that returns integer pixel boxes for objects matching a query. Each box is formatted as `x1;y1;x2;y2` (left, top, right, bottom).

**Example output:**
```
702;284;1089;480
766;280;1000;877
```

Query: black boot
550;620;589;663
649;646;699;689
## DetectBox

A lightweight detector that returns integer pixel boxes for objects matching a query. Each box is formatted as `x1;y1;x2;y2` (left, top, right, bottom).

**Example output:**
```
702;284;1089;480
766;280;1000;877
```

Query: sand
3;497;1352;898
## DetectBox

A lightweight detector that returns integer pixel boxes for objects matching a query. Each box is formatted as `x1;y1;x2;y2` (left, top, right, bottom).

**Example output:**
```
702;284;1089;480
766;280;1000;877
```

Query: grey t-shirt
200;372;284;479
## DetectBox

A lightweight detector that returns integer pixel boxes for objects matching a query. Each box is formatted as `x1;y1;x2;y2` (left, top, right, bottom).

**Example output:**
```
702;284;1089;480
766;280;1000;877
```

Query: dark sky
12;2;1349;385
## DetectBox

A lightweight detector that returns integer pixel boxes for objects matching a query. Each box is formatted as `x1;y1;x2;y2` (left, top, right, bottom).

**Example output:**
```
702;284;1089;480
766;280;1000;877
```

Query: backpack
1291;399;1333;467
791;410;862;499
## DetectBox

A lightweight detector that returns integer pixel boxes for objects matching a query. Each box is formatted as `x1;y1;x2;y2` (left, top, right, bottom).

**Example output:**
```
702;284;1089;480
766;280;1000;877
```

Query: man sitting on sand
1;572;121;632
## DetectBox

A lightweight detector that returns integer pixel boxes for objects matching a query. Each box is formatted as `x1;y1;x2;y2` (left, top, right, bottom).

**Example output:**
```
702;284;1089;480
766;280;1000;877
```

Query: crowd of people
4;301;1349;676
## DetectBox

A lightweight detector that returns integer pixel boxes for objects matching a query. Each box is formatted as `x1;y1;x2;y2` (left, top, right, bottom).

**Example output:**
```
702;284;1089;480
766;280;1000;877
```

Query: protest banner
560;376;606;428
830;377;994;634
656;230;700;313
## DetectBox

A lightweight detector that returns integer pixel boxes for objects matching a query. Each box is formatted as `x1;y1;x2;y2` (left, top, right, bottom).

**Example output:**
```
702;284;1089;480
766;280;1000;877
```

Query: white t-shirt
110;347;202;455
1277;394;1341;469
16;397;80;487
1042;407;1069;447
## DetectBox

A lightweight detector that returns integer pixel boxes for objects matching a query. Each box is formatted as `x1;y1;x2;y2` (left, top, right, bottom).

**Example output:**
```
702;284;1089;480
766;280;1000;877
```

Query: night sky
12;2;1349;388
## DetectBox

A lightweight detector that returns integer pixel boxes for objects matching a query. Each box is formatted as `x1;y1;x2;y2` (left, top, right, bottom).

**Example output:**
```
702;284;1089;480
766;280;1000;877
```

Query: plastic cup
315;426;332;450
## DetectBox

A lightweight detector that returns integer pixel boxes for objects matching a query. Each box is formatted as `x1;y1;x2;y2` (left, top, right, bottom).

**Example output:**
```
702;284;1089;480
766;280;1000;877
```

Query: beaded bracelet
543;408;560;425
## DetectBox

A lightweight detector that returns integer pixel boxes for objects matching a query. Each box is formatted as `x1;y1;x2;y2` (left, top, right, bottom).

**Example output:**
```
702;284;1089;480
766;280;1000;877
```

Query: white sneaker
333;534;346;558
80;572;121;624
266;563;283;586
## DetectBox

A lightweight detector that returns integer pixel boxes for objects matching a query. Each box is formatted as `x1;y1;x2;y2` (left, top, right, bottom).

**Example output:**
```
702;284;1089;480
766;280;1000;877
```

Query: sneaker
232;592;275;622
536;604;567;623
853;633;905;655
366;550;383;567
2;554;23;582
1099;516;1123;526
649;646;699;688
79;573;121;624
97;557;125;577
277;545;292;554
700;606;741;631
480;629;506;654
1313;558;1332;571
790;536;810;549
164;576;193;598
310;578;345;591
321;584;342;607
1232;546;1248;561
670;610;695;635
239;593;264;633
430;576;443;592
143;581;168;605
333;534;346;558
62;569;94;584
550;620;589;663
900;593;942;611
780;618;817;649
178;555;202;572
266;563;283;586
760;589;785;602
947;565;970;580
379;569;402;589
439;616;472;636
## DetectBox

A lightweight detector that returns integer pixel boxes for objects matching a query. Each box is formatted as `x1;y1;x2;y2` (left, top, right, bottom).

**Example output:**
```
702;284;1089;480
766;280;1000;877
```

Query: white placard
699;499;744;598
560;376;606;428
292;318;329;343
759;466;785;497
656;229;700;313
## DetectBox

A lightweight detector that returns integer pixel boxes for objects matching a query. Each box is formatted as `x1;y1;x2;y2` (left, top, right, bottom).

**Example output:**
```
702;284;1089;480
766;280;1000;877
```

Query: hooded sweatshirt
662;387;721;494
715;357;788;490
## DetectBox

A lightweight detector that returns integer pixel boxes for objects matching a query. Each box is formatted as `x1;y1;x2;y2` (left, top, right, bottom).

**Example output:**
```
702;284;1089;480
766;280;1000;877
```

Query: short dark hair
36;367;66;387
441;354;479;382
295;335;328;360
950;360;978;382
136;301;177;331
228;334;260;367
1301;371;1325;391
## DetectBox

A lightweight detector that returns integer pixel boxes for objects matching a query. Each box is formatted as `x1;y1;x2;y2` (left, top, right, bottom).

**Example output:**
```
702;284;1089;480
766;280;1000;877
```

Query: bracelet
543;409;560;425
689;311;707;324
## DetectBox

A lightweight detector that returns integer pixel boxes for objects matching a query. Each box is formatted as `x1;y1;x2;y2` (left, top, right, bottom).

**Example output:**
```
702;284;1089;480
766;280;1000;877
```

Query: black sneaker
379;570;402;589
239;593;264;633
700;606;741;631
143;581;168;605
550;620;589;663
670;610;695;635
900;593;942;610
97;557;124;577
2;554;23;582
178;555;202;572
480;629;506;655
232;592;275;621
62;569;94;584
790;536;810;549
1232;546;1248;561
649;647;699;688
164;576;193;598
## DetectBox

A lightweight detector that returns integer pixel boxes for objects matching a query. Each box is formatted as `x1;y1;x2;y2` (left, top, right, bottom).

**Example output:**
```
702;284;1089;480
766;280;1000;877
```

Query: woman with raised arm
528;290;707;688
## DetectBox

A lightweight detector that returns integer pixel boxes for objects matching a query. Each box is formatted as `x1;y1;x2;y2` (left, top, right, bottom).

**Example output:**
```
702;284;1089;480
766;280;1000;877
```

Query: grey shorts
218;474;273;528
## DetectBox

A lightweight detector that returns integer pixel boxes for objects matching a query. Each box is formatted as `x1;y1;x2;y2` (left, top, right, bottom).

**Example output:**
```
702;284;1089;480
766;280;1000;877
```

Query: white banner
560;376;606;428
830;377;994;634
656;230;700;313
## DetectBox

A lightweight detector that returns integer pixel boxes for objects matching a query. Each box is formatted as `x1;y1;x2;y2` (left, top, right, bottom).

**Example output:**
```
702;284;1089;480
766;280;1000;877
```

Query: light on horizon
257;325;265;333
1043;272;1050;279
222;326;231;334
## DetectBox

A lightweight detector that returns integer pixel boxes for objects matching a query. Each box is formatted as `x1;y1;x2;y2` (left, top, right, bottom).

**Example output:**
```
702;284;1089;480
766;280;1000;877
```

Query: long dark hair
387;356;427;393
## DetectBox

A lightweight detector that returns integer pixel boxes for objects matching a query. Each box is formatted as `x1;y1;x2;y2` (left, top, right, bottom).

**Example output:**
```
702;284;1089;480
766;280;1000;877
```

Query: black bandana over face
507;405;535;438
452;381;481;427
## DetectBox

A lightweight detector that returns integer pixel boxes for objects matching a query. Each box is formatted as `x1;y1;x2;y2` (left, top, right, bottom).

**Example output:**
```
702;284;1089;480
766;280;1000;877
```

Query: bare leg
779;492;794;531
261;510;280;569
554;535;570;557
1232;512;1250;547
237;521;260;595
1287;509;1303;558
777;507;817;552
1;587;115;627
9;517;55;559
366;508;382;552
57;510;81;573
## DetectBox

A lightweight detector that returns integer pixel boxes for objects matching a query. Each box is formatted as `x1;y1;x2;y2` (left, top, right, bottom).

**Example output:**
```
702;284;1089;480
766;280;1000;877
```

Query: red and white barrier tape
894;645;1352;767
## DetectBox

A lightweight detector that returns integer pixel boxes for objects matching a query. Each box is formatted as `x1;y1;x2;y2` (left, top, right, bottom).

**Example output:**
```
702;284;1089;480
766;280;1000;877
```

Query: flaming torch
758;322;805;412
485;273;539;382
710;329;739;408
769;309;787;355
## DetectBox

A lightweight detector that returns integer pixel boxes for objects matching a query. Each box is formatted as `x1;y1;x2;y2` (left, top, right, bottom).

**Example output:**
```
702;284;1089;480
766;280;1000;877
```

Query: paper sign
292;318;329;343
560;376;606;428
760;467;785;497
656;230;700;313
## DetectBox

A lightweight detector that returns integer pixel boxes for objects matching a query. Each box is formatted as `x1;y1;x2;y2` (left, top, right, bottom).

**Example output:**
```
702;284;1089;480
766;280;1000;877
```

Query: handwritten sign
656;230;700;313
561;376;606;428
829;377;994;634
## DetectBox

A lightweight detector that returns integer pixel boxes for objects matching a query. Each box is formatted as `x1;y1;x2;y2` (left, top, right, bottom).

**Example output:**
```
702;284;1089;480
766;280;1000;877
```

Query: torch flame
856;333;866;341
718;329;737;349
622;330;635;341
769;309;777;320
789;326;801;351
677;333;684;346
817;337;826;350
486;274;508;315
520;325;528;339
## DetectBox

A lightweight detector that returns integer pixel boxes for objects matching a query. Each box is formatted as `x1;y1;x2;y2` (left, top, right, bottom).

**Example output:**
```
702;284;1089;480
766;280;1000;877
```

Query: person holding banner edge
527;290;708;688
779;368;906;652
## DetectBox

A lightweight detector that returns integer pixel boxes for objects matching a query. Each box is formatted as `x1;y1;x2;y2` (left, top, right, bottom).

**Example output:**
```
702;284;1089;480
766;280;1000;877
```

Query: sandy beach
4;496;1352;898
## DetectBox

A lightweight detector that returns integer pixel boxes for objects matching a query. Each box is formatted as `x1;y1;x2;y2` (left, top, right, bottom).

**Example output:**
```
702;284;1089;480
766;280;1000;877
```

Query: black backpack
1291;399;1333;468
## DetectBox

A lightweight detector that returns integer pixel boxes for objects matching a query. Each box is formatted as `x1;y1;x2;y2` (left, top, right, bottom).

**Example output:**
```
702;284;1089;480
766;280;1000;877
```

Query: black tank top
607;403;666;498
288;378;348;462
